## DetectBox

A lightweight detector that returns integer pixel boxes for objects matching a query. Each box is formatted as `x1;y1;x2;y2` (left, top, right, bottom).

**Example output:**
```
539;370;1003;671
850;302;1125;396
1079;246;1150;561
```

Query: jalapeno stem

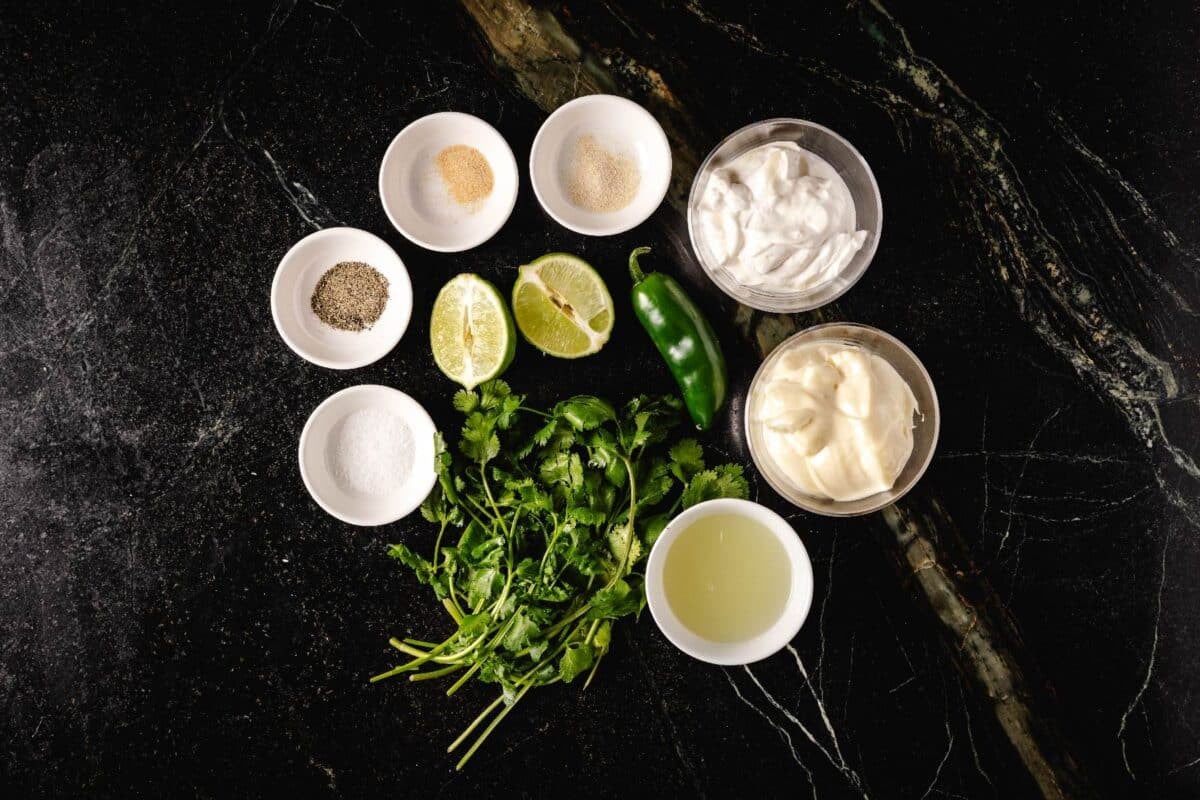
628;246;651;283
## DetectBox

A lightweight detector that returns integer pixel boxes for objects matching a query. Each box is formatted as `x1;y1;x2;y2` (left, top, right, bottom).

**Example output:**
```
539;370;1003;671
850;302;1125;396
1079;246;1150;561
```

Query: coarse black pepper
310;261;389;331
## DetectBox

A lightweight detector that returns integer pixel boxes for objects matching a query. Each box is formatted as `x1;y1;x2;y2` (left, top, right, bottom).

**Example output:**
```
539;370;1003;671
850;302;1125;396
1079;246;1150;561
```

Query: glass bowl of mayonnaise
745;322;939;516
687;119;882;312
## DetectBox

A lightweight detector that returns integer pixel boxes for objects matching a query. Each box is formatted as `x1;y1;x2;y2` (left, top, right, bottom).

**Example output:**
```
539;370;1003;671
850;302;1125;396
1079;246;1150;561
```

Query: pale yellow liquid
662;512;792;643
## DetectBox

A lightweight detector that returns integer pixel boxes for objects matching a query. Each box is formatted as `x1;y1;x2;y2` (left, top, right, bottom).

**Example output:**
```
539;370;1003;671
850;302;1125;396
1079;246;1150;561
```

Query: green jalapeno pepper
628;246;727;430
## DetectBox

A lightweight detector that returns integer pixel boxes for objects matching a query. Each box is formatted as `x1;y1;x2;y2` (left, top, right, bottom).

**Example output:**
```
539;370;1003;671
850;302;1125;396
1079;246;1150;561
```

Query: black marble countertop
3;2;1198;798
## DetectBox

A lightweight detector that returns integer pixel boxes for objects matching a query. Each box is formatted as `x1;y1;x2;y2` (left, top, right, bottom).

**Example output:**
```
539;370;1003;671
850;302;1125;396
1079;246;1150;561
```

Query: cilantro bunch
372;380;749;769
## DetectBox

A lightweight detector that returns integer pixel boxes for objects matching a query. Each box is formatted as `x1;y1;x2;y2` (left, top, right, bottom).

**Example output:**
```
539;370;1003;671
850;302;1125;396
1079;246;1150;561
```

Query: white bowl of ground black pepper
271;227;413;369
529;94;672;236
298;384;438;526
378;112;519;252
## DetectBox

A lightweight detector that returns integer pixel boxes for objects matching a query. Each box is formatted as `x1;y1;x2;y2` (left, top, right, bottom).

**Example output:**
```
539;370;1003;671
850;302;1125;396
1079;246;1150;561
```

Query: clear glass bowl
745;323;939;517
687;119;882;313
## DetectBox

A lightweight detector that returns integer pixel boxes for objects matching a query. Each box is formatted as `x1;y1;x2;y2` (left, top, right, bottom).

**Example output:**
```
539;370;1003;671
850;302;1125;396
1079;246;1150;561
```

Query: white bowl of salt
530;94;672;236
299;385;438;526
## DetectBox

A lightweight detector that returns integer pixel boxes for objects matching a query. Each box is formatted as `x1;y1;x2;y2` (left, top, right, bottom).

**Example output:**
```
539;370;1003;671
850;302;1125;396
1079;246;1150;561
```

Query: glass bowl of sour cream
687;119;882;312
745;322;939;516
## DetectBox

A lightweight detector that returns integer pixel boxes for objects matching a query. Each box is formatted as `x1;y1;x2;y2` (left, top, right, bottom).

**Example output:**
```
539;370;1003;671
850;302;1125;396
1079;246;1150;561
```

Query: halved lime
430;274;516;389
511;253;614;358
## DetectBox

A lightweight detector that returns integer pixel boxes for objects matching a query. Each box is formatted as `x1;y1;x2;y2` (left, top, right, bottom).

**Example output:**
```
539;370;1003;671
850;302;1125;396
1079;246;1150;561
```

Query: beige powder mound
436;144;494;208
566;134;640;213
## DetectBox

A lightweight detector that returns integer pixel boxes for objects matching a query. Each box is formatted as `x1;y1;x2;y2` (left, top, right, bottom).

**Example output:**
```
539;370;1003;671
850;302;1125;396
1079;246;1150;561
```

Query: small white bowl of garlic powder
529;94;672;236
688;119;882;313
299;385;438;526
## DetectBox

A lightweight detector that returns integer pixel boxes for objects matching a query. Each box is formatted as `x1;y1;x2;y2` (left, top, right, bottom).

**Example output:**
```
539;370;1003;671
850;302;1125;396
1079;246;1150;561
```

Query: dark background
1;1;1197;797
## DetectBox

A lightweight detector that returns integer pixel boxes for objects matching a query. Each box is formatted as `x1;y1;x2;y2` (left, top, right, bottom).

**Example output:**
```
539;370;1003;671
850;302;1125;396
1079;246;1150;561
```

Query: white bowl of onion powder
530;94;672;236
299;385;438;526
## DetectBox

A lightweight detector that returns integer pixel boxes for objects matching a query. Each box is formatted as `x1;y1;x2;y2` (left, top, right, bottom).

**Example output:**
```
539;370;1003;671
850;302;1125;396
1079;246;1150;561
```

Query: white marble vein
722;668;817;798
997;406;1063;555
1117;530;1172;780
958;684;993;790
921;718;955;799
727;645;870;797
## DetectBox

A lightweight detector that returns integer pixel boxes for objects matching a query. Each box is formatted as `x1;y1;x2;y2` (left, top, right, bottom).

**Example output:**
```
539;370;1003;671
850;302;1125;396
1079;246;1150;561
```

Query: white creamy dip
697;142;867;292
753;342;918;502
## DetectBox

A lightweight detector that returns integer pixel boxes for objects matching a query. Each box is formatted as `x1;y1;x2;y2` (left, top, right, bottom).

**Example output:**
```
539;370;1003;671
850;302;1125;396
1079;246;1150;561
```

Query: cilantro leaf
606;526;642;571
636;460;674;509
559;641;595;683
555;396;616;431
453;389;479;414
592;620;612;653
387;543;436;586
519;417;561;458
478;379;512;409
458;613;491;639
681;464;750;508
567;505;606;526
494;393;522;431
668;438;705;482
639;512;671;550
460;412;500;464
501;610;542;653
538;452;584;490
587;578;641;620
467;566;502;609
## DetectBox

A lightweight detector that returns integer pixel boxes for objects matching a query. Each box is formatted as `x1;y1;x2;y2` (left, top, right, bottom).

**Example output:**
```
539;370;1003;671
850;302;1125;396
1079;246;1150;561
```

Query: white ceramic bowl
378;112;518;252
645;498;814;665
298;385;438;526
529;94;671;236
271;227;413;370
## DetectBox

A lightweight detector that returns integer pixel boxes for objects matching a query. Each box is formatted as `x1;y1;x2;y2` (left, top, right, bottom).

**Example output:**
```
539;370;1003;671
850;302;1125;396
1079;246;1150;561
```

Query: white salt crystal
326;407;414;496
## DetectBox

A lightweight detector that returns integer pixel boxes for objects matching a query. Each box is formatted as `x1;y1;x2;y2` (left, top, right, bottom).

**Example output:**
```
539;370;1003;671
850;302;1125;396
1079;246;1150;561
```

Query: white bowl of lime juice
645;498;814;665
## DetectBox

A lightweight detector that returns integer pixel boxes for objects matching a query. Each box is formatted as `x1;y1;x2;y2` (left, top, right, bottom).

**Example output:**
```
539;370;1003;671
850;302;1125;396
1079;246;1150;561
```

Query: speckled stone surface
2;2;1198;798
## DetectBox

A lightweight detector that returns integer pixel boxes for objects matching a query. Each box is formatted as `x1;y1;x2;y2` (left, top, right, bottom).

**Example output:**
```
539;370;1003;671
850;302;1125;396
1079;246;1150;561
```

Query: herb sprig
372;380;749;769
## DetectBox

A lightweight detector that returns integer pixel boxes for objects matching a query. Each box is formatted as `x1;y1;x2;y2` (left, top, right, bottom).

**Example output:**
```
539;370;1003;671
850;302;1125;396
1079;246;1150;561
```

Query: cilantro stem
443;595;464;624
538;513;562;576
388;638;427;658
409;663;463;681
452;646;569;769
403;638;440;648
462;494;493;529
455;683;533;771
541;604;590;640
368;665;409;683
479;465;497;508
370;636;460;682
581;654;604;691
447;694;505;754
432;519;448;574
437;632;490;663
490;506;520;619
607;456;639;586
446;661;481;696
